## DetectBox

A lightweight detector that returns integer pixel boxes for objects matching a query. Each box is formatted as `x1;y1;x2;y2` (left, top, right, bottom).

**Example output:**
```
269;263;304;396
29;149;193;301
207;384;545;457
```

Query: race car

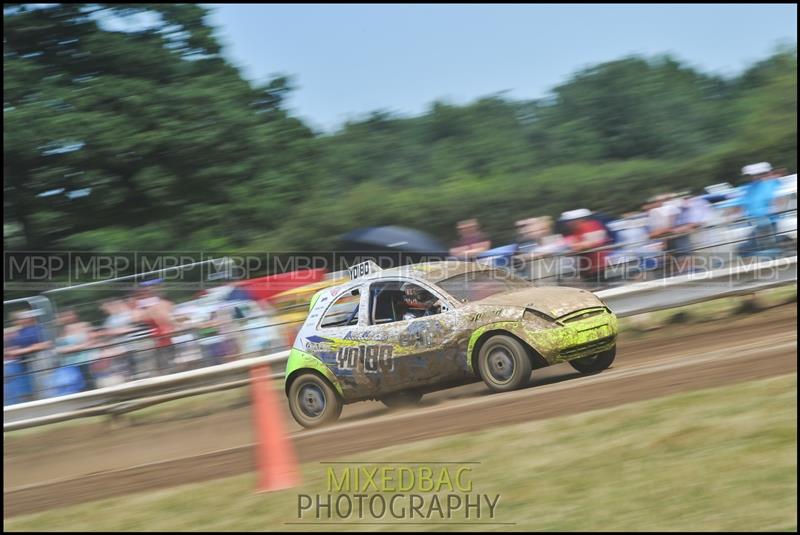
284;260;617;428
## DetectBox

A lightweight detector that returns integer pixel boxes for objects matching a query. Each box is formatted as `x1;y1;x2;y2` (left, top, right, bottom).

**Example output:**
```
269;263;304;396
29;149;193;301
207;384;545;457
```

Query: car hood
474;286;603;319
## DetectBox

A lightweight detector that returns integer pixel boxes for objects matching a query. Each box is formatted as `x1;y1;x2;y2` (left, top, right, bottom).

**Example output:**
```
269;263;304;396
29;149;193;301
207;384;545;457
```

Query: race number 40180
336;345;394;372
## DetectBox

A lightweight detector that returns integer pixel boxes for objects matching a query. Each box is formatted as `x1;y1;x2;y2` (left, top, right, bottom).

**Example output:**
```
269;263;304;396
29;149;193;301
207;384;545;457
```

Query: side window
369;281;442;325
319;289;360;328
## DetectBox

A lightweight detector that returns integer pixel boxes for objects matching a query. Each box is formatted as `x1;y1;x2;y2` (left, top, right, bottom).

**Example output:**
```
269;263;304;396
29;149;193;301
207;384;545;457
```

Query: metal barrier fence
3;319;302;405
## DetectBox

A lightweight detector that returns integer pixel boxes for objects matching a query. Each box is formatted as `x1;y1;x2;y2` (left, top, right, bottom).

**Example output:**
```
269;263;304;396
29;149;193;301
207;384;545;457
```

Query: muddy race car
284;260;617;428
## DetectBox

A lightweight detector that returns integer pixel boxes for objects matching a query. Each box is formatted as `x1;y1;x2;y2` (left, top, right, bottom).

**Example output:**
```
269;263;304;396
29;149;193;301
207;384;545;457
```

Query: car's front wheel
287;372;343;429
477;334;532;392
380;390;423;409
569;347;616;374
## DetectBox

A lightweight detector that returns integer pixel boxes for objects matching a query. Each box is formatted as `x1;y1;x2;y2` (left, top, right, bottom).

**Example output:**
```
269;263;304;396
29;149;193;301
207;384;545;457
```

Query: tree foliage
4;4;797;251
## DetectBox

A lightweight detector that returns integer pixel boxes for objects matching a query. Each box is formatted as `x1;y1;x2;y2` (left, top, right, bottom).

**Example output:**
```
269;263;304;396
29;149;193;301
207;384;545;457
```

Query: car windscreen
437;269;532;303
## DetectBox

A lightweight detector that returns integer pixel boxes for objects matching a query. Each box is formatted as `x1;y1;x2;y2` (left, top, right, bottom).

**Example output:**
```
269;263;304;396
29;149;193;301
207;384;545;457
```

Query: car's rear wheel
477;335;532;392
380;390;423;409
569;347;616;374
287;372;343;429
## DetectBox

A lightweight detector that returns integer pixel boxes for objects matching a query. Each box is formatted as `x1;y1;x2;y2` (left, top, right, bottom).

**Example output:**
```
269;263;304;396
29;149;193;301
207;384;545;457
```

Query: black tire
287;372;343;429
477;334;532;392
380;390;423;409
569;347;616;374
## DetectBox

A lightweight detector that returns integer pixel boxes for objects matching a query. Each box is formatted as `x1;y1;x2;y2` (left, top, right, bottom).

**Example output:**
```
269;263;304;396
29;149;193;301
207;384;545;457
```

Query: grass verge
619;283;797;333
5;373;797;532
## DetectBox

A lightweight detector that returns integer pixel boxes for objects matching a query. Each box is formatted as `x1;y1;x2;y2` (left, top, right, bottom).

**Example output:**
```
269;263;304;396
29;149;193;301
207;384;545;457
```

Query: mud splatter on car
284;260;617;428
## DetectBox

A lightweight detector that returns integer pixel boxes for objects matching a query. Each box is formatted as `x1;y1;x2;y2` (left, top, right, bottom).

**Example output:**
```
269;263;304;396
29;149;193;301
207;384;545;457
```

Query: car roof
356;260;493;285
313;261;501;305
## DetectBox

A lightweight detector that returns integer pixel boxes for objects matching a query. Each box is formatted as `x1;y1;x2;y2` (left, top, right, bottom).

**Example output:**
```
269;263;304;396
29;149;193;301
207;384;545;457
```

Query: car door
354;279;470;393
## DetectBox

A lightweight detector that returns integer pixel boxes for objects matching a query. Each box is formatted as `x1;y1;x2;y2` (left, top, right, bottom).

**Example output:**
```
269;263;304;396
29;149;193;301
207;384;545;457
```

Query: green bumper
533;309;618;364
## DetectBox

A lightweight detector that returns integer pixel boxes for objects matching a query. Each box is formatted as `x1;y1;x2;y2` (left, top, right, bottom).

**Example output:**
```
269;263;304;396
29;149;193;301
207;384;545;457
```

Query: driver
400;283;441;320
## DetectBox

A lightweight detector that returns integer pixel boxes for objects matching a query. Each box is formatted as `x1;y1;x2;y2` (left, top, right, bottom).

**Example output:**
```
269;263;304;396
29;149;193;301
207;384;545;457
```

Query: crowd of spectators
449;162;796;281
4;284;281;405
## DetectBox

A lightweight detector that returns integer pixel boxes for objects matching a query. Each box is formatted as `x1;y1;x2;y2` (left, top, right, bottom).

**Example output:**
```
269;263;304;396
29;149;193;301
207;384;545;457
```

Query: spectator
515;216;567;255
134;284;176;375
740;162;780;255
604;211;660;280
91;326;128;388
450;219;491;258
101;298;139;378
102;298;137;336
741;162;779;218
171;312;203;371
559;208;612;282
5;309;52;402
646;193;681;239
54;308;97;393
614;212;651;247
4;318;31;405
665;193;713;274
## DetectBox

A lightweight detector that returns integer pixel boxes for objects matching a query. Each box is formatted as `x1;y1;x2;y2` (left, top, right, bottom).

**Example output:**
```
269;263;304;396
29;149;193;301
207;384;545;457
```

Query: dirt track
4;303;797;517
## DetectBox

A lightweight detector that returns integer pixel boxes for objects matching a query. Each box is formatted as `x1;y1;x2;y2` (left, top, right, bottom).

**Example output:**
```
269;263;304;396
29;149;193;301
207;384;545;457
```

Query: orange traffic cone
250;363;301;492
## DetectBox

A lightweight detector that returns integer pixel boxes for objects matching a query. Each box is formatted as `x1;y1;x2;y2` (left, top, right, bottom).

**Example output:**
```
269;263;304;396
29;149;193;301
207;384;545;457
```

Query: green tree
530;55;732;162
732;46;797;172
4;3;305;250
4;5;796;255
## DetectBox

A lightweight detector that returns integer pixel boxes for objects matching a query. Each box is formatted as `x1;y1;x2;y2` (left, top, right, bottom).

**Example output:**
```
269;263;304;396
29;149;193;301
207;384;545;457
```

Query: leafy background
4;4;797;252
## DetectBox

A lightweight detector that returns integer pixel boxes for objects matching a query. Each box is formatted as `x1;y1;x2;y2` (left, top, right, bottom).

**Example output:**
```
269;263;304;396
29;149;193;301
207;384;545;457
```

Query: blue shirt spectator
5;312;48;405
742;178;778;219
14;323;44;349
